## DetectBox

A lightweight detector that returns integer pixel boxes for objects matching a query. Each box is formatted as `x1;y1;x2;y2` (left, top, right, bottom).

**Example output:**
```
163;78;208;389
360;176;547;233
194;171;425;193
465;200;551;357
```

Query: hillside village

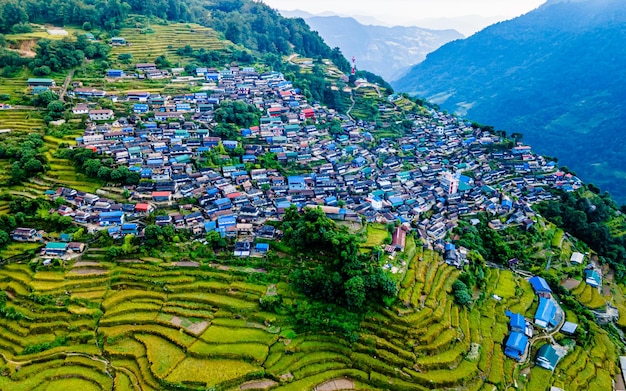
18;61;584;259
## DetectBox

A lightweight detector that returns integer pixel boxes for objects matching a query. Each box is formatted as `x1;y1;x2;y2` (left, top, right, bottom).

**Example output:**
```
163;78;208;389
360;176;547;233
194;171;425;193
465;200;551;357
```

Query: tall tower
351;56;356;76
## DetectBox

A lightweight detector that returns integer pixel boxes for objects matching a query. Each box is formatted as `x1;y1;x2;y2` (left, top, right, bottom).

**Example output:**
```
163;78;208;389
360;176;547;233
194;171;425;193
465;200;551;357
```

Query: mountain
393;0;626;203
292;15;463;81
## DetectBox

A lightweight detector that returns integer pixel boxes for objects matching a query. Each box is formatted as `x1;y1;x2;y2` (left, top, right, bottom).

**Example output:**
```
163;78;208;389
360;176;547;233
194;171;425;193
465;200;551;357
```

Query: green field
0;245;615;391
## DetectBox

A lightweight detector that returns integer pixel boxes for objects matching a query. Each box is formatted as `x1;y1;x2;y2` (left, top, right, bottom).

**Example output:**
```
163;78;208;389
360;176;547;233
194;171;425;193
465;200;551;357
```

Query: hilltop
0;1;624;390
393;0;626;203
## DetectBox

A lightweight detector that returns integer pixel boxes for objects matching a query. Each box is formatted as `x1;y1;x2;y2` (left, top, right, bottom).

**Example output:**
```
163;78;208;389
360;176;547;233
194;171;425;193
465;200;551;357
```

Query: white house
89;109;114;121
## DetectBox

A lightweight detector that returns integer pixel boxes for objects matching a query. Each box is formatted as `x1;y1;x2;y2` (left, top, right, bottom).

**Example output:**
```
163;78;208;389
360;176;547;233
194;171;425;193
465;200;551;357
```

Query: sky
262;0;547;34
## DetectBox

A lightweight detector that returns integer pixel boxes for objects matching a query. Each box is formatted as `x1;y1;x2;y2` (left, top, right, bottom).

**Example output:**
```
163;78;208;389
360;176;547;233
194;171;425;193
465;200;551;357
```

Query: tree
82;22;92;31
46;100;65;119
0;230;9;247
32;91;58;107
118;53;133;63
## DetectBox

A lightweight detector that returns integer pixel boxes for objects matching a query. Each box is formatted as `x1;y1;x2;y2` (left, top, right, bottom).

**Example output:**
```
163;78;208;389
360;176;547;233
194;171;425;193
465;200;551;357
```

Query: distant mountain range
280;12;463;81
393;0;626;203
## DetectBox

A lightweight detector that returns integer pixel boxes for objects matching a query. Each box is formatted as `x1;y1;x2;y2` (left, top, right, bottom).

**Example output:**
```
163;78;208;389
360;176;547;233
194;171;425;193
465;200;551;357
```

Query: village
20;61;584;261
11;43;601;380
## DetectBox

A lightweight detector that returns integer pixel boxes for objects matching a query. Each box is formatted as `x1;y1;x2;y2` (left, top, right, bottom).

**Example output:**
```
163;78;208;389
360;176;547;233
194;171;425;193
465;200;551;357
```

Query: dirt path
315;378;355;391
59;69;75;102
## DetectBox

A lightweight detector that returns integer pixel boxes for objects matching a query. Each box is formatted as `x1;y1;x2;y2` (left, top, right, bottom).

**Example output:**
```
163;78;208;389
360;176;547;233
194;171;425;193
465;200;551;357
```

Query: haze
262;0;547;35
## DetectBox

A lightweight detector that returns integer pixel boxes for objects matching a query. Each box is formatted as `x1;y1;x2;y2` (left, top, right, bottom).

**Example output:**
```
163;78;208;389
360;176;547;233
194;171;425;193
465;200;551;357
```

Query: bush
11;23;33;33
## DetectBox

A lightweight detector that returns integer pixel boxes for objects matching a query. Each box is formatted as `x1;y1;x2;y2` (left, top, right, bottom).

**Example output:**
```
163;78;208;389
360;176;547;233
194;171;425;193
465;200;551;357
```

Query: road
59;69;75;102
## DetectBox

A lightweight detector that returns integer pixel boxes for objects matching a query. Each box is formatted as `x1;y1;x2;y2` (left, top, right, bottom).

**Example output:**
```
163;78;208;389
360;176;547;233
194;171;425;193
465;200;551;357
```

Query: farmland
0;243;616;391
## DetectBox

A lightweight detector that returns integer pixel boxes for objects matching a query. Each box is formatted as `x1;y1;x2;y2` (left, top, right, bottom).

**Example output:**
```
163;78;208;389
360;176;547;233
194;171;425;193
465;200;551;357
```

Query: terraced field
0;109;45;134
108;21;230;65
0;243;616;391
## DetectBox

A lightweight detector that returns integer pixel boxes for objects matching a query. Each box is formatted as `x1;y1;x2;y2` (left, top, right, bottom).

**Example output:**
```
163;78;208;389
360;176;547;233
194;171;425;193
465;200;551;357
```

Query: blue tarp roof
256;243;269;251
505;332;528;353
506;310;526;331
100;211;124;218
535;297;557;327
529;276;552;293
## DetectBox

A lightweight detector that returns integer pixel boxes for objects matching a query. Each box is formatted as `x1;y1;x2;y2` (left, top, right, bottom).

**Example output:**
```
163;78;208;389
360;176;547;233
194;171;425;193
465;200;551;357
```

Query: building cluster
503;276;576;372
20;62;588;258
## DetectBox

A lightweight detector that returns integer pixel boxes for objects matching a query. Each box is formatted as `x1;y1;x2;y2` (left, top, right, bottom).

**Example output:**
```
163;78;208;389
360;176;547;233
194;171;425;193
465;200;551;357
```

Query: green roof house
536;344;560;371
28;78;56;87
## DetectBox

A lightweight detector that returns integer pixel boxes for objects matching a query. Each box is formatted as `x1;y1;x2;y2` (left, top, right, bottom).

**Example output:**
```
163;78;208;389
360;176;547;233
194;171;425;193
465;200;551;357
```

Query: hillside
0;1;625;390
287;15;463;81
393;0;626;203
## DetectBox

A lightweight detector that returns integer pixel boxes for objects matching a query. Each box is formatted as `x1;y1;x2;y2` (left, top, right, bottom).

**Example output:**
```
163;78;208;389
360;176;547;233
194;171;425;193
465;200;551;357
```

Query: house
288;176;306;191
536;344;560;371
391;226;406;251
121;223;139;235
89;109;114;121
152;191;172;202
10;228;39;242
534;297;557;329
99;211;125;226
504;332;528;362
528;276;552;298
255;243;270;253
43;242;68;256
234;241;251;257
136;63;157;71
506;311;527;334
133;104;149;113
111;37;127;45
135;203;154;214
73;104;89;115
570;252;584;265
560;321;578;335
68;242;85;253
27;78;56;87
107;69;125;78
156;215;172;226
585;269;601;288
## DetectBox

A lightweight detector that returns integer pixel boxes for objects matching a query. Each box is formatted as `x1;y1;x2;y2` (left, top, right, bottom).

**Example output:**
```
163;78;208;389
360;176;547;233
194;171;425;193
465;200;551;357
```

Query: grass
361;224;389;250
493;270;517;299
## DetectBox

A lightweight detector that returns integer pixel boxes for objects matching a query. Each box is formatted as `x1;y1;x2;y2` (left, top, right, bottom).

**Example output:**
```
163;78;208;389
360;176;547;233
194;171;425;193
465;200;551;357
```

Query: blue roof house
255;243;270;253
506;310;526;334
585;269;601;288
217;215;237;228
121;223;139;235
223;140;238;149
288;176;306;191
133;104;149;113
504;332;528;362
535;297;557;329
204;221;217;232
107;69;125;78
99;211;125;226
528;276;552;297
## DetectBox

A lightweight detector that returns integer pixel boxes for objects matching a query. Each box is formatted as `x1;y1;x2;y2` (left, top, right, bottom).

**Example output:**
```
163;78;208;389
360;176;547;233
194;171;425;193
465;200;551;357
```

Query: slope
393;0;626;203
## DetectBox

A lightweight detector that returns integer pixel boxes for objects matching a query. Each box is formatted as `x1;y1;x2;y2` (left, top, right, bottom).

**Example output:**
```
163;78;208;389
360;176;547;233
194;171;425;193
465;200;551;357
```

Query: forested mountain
0;0;350;71
288;15;462;81
393;0;626;203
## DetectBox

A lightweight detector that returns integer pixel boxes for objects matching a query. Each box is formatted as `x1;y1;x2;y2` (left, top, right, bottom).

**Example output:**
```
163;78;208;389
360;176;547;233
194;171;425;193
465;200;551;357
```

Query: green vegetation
284;207;396;311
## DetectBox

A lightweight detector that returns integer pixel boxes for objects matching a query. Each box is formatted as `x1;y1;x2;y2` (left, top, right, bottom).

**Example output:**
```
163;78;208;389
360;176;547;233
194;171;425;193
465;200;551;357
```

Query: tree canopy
282;206;396;311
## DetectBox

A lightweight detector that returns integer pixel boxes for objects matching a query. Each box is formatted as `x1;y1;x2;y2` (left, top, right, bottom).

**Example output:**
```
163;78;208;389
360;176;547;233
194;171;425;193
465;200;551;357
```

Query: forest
0;0;350;71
